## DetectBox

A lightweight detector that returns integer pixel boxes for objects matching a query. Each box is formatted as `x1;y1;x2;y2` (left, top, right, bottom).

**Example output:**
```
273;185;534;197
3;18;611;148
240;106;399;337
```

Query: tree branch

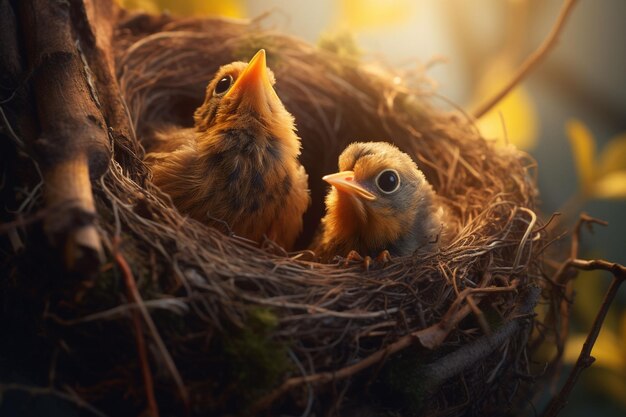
543;213;607;369
542;260;625;417
17;0;114;273
472;0;578;119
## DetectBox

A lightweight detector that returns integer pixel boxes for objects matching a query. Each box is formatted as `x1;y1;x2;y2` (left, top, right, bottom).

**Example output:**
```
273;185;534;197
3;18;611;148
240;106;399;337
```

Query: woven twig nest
1;5;559;417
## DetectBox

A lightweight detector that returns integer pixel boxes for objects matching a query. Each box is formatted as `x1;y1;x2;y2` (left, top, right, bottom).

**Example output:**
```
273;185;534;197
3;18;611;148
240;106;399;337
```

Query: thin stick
0;383;109;417
542;262;625;417
115;246;160;417
473;0;578;119
250;282;517;413
113;239;190;411
513;207;537;269
423;287;540;389
544;213;606;368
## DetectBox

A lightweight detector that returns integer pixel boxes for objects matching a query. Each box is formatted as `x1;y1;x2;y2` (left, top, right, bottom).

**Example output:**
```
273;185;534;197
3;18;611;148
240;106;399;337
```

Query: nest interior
0;5;560;417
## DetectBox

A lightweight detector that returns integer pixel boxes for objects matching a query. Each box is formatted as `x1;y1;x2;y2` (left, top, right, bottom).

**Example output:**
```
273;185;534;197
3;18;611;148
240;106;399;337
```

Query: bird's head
194;49;297;151
323;142;436;249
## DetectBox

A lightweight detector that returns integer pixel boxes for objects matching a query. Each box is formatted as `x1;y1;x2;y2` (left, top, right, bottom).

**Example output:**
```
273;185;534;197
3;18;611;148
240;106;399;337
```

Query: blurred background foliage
117;0;626;415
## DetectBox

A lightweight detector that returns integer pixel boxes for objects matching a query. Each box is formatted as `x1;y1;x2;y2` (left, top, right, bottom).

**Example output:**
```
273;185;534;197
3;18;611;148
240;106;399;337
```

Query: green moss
221;307;291;410
77;262;122;309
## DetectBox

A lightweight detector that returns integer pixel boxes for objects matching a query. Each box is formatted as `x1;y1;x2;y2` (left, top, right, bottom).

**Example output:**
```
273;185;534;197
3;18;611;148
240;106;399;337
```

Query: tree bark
1;0;126;274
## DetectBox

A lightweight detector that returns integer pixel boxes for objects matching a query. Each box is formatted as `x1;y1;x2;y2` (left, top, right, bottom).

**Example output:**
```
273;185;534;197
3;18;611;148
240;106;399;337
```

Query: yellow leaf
564;331;624;370
566;119;597;194
120;0;246;17
338;0;413;30
573;270;609;328
473;63;539;150
592;171;626;199
117;0;159;13
597;133;626;177
621;312;626;366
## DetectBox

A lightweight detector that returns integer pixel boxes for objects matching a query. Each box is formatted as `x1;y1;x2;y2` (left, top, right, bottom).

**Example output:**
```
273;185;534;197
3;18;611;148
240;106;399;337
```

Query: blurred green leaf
566;119;597;194
586;369;626;409
602;372;626;408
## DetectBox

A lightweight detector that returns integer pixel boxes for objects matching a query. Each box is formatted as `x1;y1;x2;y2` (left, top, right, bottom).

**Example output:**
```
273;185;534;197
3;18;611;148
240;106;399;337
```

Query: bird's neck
323;191;375;253
196;117;300;161
323;191;416;256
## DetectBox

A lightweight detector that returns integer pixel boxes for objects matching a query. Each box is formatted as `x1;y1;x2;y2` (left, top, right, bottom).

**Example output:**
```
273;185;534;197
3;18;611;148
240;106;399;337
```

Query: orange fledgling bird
145;49;310;249
314;141;445;261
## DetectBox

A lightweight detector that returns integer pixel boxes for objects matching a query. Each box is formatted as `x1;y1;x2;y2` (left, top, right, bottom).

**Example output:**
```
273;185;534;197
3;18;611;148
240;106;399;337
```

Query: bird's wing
145;126;196;154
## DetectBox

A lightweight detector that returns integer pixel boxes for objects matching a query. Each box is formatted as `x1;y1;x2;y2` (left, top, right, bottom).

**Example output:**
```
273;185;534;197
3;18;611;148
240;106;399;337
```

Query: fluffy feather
145;50;310;249
314;141;445;260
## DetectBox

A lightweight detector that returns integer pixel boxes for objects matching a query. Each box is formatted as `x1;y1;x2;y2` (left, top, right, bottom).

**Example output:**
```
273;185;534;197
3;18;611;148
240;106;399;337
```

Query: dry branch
113;238;190;409
526;212;626;416
542;260;626;417
543;213;608;372
115;240;160;417
473;0;578;119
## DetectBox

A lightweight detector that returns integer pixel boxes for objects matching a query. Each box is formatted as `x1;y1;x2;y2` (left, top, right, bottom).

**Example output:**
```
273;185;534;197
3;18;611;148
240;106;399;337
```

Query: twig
131;313;158;417
569;214;608;263
250;281;518;413
569;259;626;276
114;243;160;417
513;207;538;269
113;238;190;412
422;287;540;389
0;104;25;148
548;214;607;367
473;0;578;119
542;261;625;417
0;383;109;417
466;294;491;336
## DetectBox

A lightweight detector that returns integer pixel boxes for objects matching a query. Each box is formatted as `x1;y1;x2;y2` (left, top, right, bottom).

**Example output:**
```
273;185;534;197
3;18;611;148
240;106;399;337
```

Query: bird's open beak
323;171;377;201
224;49;277;114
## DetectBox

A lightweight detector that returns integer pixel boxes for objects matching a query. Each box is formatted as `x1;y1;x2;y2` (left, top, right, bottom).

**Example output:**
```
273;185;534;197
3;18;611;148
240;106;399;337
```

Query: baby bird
315;141;444;262
145;50;310;250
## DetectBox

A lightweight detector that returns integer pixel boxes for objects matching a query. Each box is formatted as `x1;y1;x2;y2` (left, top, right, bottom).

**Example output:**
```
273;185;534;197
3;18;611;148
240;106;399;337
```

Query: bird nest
1;6;562;417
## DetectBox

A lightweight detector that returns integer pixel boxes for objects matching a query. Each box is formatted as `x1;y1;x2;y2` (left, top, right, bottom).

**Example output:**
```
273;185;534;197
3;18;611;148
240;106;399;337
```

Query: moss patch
221;307;291;411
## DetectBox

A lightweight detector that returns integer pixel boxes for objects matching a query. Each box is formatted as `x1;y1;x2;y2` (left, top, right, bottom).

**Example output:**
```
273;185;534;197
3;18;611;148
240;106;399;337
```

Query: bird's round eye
213;75;233;96
375;169;401;193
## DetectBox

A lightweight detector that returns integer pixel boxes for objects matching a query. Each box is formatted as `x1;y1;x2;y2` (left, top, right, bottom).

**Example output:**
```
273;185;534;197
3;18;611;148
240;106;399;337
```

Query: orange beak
323;171;377;201
224;49;277;114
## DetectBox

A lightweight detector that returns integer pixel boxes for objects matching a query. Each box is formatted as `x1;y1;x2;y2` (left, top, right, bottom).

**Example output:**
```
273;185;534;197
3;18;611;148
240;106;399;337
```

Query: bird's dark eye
375;169;400;193
213;75;233;96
